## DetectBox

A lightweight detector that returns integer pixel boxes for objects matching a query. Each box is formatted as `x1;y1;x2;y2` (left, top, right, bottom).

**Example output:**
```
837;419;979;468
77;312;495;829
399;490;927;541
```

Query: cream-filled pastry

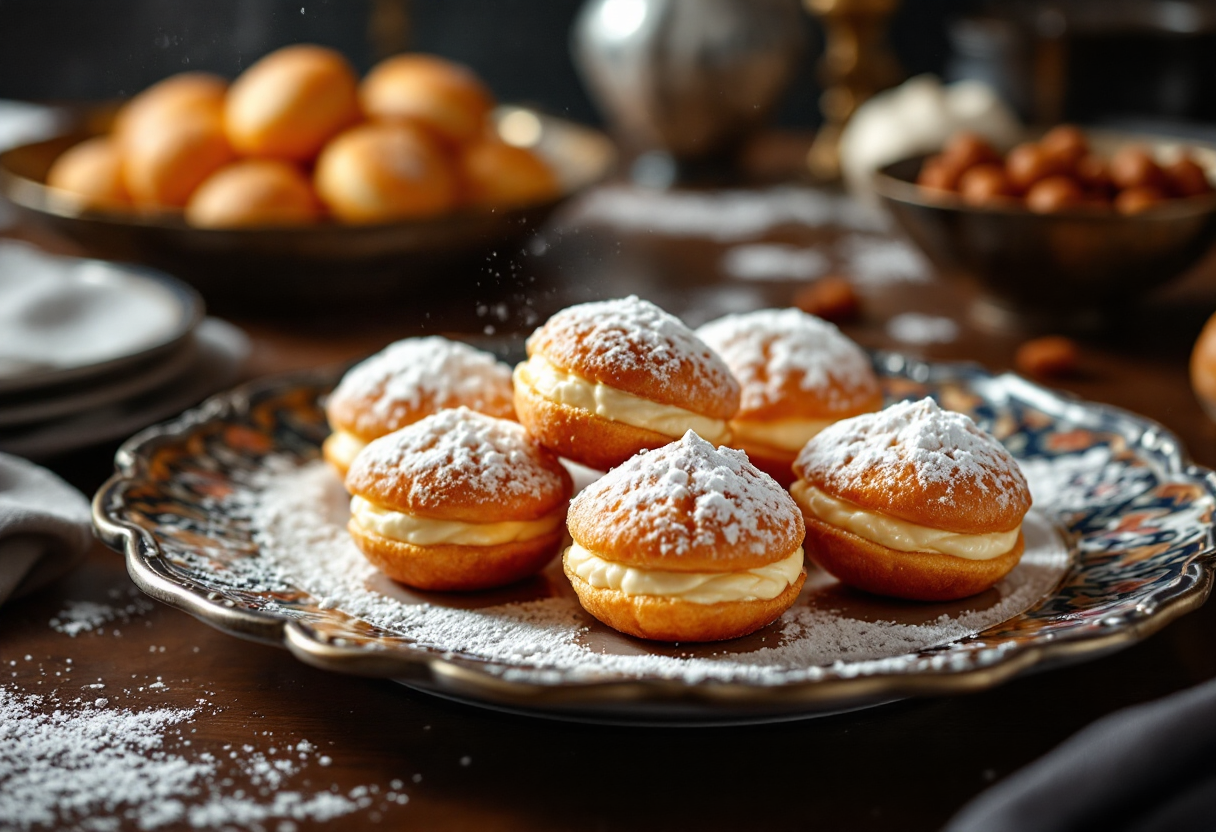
323;337;515;478
564;431;806;642
791;398;1032;601
345;408;572;591
697;309;882;486
514;296;741;471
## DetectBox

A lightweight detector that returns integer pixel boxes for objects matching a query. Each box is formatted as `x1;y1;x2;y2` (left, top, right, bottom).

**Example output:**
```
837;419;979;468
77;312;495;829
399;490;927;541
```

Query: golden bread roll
790;398;1032;601
458;140;559;208
225;44;360;161
514;296;741;471
323;336;516;478
564;431;806;642
697;309;882;486
185;160;321;228
361;54;494;146
113;72;227;146
45;136;130;210
122;116;234;208
345;408;572;591
314;122;458;223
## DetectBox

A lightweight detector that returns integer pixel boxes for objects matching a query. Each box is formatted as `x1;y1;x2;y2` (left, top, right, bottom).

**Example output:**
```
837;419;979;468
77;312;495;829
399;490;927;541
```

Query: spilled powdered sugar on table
226;457;1070;686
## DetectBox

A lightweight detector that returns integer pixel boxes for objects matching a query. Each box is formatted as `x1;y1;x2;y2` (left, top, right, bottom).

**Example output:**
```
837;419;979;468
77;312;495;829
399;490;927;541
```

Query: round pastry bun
565;563;806;642
525;296;740;418
113;72;227;147
512;372;676;472
696;308;882;423
345;407;571;524
315;122;457;223
360;54;494;146
345;408;572;591
801;516;1024;601
350;523;565;591
793;398;1031;535
185;160;321;228
567;431;805;572
459;140;559;208
45;137;130;210
122;116;234;208
225;44;360;161
326;337;515;442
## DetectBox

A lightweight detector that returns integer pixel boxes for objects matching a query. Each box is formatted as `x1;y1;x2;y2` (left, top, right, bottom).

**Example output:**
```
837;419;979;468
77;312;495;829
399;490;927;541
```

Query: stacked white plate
0;241;250;459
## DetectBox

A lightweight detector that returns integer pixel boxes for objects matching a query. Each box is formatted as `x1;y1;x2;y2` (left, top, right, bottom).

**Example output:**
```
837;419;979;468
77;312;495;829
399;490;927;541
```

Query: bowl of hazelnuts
872;126;1216;327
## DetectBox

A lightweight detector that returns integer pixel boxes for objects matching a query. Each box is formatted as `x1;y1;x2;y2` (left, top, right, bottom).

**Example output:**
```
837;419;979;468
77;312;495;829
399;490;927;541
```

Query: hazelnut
1164;156;1213;198
1110;146;1165;192
794;275;861;323
1006;143;1061;193
942;132;1000;170
1114;186;1166;215
1026;176;1084;213
958;163;1014;206
1039;125;1089;169
1016;336;1079;378
917;155;962;192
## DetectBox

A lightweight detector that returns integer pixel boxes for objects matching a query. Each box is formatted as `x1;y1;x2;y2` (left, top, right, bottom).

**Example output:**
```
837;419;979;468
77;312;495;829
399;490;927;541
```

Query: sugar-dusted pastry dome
346;407;571;524
696;308;881;422
526;296;740;419
794;398;1031;535
327;337;515;442
568;431;804;572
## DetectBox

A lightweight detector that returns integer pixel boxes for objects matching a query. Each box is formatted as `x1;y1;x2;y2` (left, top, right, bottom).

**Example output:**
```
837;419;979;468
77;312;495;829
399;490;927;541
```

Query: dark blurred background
0;0;1214;131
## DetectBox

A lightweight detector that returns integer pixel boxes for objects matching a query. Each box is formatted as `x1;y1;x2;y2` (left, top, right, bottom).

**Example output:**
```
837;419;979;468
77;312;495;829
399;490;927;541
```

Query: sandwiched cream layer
350;496;565;546
515;355;729;444
326;430;368;470
730;417;837;453
790;481;1019;560
564;543;804;605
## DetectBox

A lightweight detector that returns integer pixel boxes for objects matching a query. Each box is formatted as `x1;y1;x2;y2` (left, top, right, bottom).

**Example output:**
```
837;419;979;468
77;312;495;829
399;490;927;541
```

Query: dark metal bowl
0;107;615;308
872;134;1216;328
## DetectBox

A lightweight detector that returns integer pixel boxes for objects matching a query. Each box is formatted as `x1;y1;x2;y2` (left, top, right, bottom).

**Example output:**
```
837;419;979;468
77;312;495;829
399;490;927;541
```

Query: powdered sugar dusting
327;336;512;432
232;459;1067;686
527;295;735;397
797;398;1028;508
570;431;800;557
350;407;564;508
697;309;878;414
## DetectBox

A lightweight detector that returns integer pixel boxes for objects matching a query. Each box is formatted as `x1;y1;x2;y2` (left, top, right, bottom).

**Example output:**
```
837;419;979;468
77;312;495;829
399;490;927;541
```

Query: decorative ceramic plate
93;354;1216;724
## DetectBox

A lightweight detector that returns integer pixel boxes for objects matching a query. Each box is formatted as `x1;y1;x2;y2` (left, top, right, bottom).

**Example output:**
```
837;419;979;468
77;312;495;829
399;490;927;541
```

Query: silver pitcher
572;0;806;174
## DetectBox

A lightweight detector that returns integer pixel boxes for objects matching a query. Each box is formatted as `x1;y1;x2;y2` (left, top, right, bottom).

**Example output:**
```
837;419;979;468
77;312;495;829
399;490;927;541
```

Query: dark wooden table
4;148;1216;830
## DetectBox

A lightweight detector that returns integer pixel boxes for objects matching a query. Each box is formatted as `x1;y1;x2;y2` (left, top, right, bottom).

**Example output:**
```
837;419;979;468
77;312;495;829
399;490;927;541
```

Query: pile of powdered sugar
232;457;1068;686
326;336;513;434
526;295;737;403
0;683;379;830
696;309;878;414
796;398;1029;510
568;431;802;558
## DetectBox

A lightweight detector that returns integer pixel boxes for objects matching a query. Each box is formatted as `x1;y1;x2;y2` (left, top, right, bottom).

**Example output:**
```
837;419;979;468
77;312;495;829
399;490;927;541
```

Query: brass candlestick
804;0;902;181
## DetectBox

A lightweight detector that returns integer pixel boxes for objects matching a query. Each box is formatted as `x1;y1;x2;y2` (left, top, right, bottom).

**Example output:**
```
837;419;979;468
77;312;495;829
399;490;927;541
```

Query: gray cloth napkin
0;452;92;604
945;676;1216;832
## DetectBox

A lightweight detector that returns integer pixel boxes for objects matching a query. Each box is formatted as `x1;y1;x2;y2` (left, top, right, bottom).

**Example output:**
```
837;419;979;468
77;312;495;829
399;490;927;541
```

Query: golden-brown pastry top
345;407;571;523
696;308;882;422
360;53;494;146
327;337;515;442
526;296;740;420
793;398;1031;535
567;431;804;572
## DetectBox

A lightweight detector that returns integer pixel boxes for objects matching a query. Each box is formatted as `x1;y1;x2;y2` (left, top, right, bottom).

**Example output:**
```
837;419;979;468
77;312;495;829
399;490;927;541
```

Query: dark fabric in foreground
946;676;1216;832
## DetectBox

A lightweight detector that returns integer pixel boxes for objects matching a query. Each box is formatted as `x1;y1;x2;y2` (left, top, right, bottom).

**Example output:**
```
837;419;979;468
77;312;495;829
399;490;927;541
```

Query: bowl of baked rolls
872;126;1216;330
0;45;615;307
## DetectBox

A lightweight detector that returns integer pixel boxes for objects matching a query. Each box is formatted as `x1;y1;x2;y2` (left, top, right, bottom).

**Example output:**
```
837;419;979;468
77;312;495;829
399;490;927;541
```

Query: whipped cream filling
325;429;368;470
350;496;564;546
730;417;837;453
564;543;803;604
515;355;730;444
791;481;1019;560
